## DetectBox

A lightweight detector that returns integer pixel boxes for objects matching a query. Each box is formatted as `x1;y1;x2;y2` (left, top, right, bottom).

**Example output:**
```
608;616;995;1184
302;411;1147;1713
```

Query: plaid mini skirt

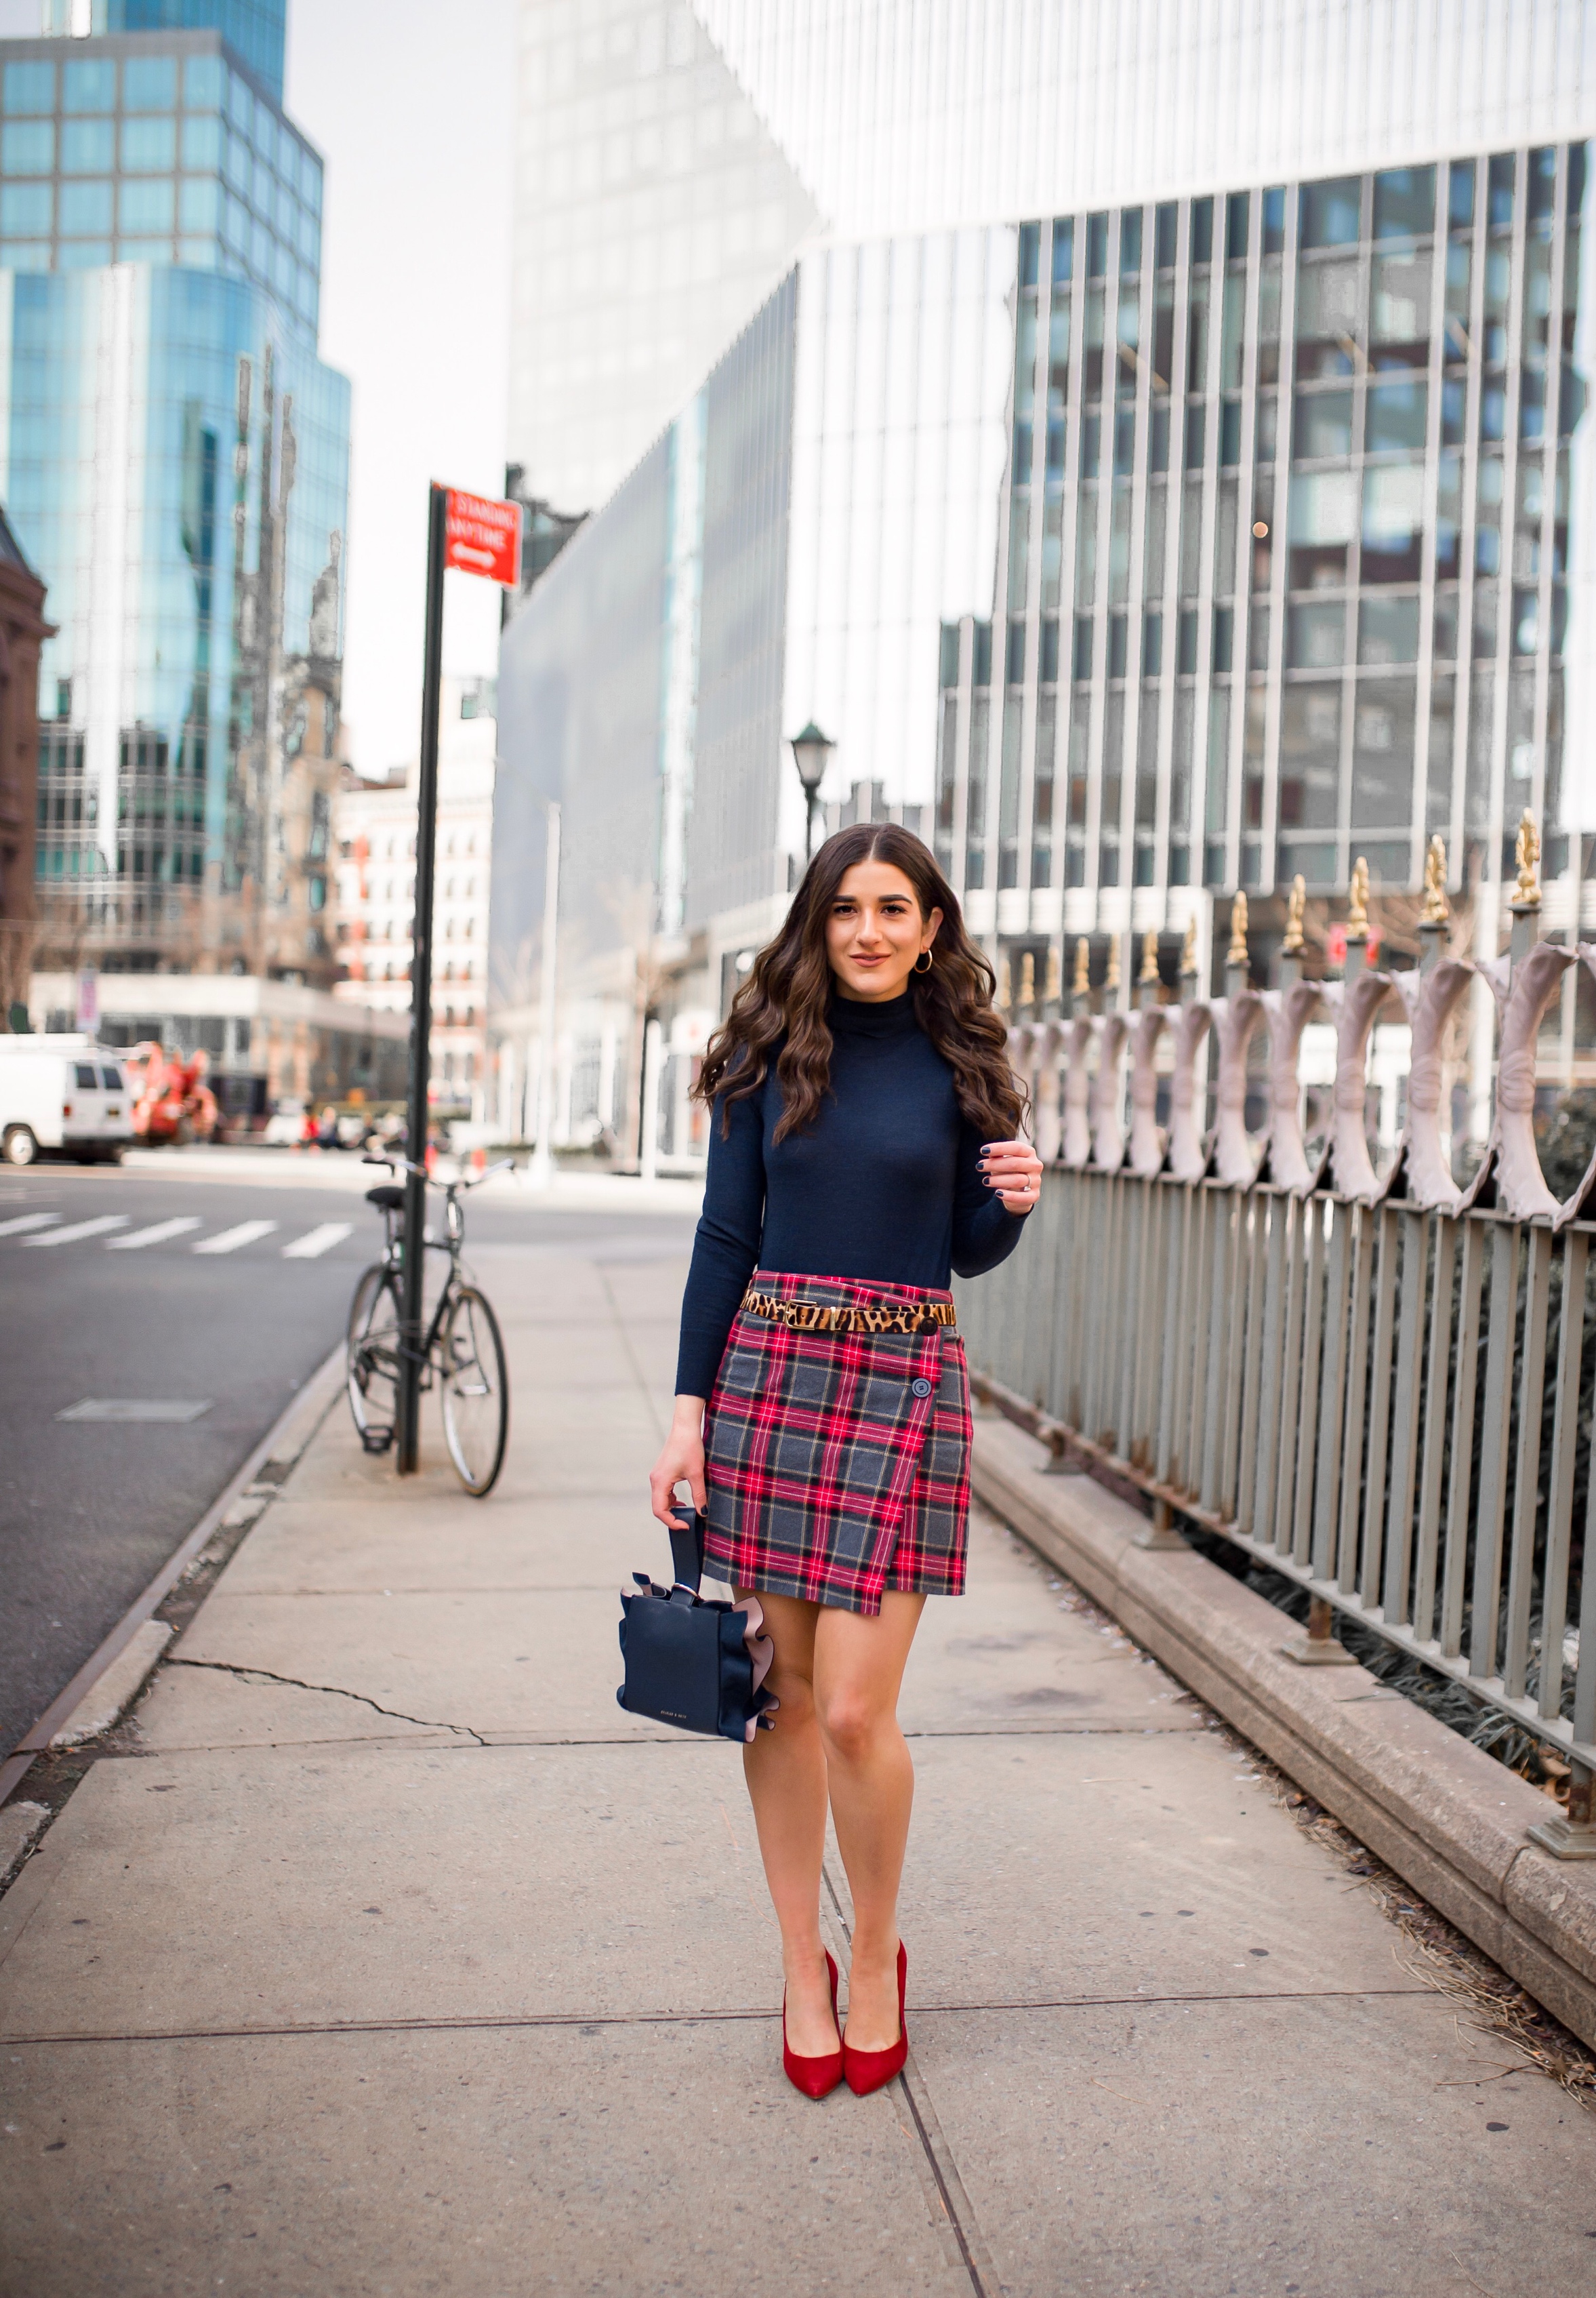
702;1269;973;1617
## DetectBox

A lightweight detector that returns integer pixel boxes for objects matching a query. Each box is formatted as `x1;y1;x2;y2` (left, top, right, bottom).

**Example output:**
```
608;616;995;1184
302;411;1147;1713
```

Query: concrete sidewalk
3;1236;1593;2297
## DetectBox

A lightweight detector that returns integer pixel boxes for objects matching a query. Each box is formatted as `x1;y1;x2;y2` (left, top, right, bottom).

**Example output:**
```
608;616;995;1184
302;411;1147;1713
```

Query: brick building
0;506;51;1029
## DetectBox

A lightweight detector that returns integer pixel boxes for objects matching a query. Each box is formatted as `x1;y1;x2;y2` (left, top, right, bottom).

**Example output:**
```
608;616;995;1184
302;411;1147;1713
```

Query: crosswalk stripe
0;1212;61;1237
281;1221;353;1259
106;1217;205;1251
192;1219;279;1256
23;1215;129;1247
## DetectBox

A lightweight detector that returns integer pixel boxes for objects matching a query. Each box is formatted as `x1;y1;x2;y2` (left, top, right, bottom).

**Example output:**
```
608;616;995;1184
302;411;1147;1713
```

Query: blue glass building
0;2;350;977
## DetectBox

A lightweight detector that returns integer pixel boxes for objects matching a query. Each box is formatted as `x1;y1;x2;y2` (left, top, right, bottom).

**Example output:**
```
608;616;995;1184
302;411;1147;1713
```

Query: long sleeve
949;1120;1030;1280
674;1085;766;1396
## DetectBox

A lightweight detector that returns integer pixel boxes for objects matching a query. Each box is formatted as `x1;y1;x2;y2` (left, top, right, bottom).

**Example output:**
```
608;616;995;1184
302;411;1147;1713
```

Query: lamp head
789;721;834;797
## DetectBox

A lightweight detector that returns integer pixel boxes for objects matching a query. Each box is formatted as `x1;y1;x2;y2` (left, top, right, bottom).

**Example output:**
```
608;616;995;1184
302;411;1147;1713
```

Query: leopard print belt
740;1287;958;1335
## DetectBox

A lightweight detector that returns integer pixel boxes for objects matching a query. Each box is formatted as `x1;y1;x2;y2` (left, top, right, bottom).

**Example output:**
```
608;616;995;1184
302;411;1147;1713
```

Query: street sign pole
396;482;448;1474
394;481;521;1474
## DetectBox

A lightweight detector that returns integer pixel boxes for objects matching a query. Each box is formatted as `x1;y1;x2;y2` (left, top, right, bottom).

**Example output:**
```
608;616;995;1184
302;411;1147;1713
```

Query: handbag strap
668;1507;705;1596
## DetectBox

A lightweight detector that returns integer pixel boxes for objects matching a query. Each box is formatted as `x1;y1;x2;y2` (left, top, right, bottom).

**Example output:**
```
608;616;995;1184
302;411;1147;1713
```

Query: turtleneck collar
827;986;920;1039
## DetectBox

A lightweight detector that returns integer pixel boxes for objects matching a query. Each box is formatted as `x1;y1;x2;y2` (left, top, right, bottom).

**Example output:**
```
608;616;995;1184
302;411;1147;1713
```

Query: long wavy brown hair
695;823;1024;1144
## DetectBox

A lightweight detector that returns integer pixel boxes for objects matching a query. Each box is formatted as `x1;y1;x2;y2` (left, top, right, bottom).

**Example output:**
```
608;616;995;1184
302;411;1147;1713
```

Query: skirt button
911;1377;933;1398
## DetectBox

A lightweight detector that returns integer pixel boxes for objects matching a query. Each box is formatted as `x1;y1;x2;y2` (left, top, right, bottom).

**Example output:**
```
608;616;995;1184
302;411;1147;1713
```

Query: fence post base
1280;1594;1358;1666
1133;1497;1186;1550
1528;1765;1596;1860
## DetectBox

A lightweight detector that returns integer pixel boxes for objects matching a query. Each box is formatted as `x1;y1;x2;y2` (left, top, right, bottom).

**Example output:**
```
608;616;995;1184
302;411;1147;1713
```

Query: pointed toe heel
782;1950;843;2099
842;1940;908;2097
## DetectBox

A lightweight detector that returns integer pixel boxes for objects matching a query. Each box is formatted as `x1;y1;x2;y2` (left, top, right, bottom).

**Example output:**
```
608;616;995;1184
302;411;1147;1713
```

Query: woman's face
825;860;943;1003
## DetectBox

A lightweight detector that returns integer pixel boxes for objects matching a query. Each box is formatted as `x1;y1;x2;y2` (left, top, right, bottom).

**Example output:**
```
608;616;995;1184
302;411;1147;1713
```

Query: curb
0;1802;47;1889
0;1339;348;1809
972;1413;1596;2051
49;1621;172;1748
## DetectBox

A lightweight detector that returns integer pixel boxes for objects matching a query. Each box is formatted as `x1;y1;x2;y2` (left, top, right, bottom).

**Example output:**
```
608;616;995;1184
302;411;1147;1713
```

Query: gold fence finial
1514;809;1542;909
1227;890;1250;969
1423;834;1450;925
1347;855;1370;939
1180;915;1198;975
1105;934;1121;993
1019;950;1036;1009
1139;926;1159;985
1044;945;1061;1004
1072;936;1090;997
1281;873;1306;955
996;954;1011;1011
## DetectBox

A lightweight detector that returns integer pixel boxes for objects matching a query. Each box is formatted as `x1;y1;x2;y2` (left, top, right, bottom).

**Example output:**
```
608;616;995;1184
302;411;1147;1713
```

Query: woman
648;822;1040;2100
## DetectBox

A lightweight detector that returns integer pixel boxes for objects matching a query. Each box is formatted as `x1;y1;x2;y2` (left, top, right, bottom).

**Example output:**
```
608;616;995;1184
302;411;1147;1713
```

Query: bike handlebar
361;1153;515;1193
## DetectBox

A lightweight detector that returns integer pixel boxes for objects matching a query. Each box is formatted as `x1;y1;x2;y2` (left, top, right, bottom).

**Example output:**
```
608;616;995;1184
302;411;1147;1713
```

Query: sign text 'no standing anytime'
443;489;521;588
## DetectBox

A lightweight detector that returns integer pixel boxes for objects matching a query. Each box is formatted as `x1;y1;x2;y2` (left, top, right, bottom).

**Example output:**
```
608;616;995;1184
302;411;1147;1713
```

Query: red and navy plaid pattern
702;1270;973;1616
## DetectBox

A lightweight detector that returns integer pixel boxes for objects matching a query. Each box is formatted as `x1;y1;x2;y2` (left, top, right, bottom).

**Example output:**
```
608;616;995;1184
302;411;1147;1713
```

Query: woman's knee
771;1666;818;1729
815;1685;893;1763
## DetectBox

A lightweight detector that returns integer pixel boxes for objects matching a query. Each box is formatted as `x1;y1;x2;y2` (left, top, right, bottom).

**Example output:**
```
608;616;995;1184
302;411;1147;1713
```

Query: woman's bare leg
738;1592;838;2057
812;1592;927;2051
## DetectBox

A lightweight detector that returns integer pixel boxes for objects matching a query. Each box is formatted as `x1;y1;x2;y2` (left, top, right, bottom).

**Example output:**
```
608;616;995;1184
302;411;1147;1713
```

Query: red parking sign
443;488;522;587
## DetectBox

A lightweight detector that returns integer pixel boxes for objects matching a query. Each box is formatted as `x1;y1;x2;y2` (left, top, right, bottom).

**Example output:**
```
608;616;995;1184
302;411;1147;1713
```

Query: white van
0;1036;135;1166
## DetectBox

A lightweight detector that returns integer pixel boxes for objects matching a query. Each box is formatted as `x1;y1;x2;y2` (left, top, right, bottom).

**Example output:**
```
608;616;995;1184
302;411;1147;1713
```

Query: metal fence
958;838;1596;1859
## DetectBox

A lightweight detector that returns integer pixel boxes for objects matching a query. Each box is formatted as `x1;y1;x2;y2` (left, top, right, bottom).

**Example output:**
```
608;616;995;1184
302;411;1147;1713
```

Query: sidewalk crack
819;1857;1000;2298
165;1659;488;1746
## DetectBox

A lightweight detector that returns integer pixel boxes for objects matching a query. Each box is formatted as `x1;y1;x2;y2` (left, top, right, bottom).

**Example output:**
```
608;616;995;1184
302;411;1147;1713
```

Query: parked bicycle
346;1153;510;1495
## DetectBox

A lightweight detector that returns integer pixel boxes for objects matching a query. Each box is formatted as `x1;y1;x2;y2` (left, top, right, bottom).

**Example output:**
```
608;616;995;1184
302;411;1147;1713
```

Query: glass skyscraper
489;0;1596;1158
940;148;1591;933
1;1;349;980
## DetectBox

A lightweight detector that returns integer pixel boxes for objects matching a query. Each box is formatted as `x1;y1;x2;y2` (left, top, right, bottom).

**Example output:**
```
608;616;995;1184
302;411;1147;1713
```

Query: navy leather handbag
617;1510;779;1743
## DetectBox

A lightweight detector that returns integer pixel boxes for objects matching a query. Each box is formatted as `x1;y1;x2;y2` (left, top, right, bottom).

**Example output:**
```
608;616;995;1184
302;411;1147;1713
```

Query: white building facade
491;0;1596;1165
508;0;819;513
334;677;496;1113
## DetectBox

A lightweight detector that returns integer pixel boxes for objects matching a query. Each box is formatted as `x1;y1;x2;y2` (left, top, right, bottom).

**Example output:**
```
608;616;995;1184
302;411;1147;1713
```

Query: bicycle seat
365;1184;405;1210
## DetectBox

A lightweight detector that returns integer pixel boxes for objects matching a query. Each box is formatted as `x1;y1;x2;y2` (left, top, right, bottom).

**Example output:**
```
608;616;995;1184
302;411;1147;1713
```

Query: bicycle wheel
347;1264;403;1454
438;1283;508;1495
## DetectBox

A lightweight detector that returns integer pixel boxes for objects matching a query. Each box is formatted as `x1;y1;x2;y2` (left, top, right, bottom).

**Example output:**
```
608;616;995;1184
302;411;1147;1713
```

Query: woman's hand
981;1137;1043;1215
649;1396;708;1529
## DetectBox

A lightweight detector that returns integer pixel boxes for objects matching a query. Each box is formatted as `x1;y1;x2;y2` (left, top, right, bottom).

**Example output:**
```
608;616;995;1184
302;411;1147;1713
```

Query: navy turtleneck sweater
674;988;1029;1397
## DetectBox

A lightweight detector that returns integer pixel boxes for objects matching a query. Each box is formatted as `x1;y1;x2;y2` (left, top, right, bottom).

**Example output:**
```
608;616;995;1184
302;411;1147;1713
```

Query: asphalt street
0;1157;697;1756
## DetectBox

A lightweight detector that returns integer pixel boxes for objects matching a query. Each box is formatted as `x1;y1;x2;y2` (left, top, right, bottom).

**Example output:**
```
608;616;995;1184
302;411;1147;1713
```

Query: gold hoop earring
914;948;933;974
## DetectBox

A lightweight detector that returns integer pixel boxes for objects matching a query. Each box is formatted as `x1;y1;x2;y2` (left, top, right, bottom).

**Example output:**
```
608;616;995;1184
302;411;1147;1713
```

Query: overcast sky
285;0;518;778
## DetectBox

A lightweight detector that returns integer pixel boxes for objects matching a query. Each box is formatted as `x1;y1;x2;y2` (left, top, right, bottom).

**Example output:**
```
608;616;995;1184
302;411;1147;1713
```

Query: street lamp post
788;721;834;861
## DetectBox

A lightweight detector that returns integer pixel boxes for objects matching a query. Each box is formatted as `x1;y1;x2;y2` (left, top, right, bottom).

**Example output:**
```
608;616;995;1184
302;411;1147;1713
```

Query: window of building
180;177;220;234
3;61;55;115
1;182;50;236
1;119;52;173
123;115;177;174
62;118;115;174
1288;601;1346;668
1372;166;1435;241
121;178;176;235
124;56;178;113
181;111;220;171
184;54;224;110
1358;594;1420;664
63;58;116;114
59;180;113;236
1300;175;1361;248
